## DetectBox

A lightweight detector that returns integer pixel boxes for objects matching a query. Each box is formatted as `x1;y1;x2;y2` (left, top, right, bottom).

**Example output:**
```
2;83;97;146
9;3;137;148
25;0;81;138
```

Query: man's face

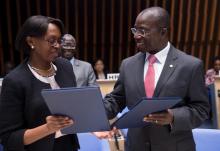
133;14;163;53
62;48;74;60
61;39;76;60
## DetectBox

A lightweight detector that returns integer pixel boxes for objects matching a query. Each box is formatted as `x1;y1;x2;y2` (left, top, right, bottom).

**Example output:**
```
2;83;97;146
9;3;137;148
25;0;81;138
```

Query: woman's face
94;60;104;72
31;23;62;63
214;60;220;73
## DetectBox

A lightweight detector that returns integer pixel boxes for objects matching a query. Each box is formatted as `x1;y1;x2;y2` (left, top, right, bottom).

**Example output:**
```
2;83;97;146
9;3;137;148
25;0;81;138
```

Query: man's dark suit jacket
0;58;79;151
104;45;210;151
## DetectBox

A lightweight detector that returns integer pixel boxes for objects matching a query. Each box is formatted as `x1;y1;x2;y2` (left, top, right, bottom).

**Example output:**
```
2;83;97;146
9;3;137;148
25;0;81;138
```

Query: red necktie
145;55;157;98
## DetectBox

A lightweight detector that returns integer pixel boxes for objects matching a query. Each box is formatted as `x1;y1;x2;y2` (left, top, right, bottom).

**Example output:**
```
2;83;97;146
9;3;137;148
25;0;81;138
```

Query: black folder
112;97;182;129
41;87;111;134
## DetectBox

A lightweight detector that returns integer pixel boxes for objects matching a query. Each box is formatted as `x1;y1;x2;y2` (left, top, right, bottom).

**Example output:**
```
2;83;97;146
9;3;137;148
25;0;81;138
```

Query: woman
94;59;107;80
205;56;220;86
0;16;79;151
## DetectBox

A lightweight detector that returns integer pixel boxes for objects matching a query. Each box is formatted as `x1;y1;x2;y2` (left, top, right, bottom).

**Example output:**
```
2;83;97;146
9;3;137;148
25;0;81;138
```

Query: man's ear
160;28;168;36
26;36;35;49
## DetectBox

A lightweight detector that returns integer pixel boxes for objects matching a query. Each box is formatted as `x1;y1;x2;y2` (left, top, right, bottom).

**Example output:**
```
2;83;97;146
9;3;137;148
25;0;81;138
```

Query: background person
205;56;220;86
94;59;107;80
61;34;97;87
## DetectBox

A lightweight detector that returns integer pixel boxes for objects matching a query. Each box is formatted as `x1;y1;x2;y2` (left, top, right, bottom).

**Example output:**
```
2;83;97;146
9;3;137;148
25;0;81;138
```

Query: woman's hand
24;115;74;145
45;115;74;133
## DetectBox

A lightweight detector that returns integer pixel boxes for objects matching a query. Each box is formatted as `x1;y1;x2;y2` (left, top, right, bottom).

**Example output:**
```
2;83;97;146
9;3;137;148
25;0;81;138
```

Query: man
98;7;210;151
61;34;97;87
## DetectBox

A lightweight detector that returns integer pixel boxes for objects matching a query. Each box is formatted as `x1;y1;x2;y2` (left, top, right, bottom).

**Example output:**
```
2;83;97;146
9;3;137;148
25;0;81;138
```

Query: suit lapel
154;45;178;97
135;52;146;97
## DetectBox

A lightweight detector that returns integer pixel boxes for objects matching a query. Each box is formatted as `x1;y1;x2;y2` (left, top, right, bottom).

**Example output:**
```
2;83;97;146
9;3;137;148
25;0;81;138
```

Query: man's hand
143;109;174;125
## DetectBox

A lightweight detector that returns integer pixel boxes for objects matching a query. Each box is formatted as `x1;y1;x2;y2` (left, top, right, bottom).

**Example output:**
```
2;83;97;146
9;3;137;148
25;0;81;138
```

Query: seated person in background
61;34;97;87
205;56;220;86
94;59;107;80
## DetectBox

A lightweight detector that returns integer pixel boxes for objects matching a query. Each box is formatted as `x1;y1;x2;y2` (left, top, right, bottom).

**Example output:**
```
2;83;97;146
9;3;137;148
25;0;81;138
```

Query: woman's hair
15;15;64;56
93;59;104;66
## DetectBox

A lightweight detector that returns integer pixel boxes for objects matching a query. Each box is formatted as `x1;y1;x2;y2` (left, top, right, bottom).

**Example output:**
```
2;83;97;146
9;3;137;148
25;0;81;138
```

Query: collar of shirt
145;42;170;64
70;57;75;65
144;42;170;87
27;63;57;84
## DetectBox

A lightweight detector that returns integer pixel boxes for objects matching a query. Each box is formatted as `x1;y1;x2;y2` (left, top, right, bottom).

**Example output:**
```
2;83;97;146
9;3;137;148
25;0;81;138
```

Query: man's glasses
131;27;167;37
131;28;147;37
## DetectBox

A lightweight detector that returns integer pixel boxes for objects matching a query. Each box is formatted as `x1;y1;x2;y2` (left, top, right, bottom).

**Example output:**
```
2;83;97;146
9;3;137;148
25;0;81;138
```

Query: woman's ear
26;36;35;49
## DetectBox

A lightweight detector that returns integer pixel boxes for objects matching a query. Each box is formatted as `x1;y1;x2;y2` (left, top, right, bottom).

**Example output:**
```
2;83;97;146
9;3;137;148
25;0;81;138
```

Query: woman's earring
31;45;34;49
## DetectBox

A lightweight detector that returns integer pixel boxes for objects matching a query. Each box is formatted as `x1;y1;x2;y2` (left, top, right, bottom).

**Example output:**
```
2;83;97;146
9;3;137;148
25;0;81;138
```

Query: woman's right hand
45;115;74;133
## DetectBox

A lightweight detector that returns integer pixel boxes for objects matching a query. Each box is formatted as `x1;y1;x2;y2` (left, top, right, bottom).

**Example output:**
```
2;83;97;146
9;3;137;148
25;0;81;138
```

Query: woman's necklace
29;63;56;77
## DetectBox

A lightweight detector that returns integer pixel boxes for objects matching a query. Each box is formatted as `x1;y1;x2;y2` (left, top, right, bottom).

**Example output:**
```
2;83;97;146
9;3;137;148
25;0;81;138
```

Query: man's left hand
143;109;174;125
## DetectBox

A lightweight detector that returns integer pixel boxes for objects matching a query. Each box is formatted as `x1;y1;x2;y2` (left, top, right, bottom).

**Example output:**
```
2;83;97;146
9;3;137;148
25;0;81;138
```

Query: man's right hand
92;127;118;139
92;131;114;139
